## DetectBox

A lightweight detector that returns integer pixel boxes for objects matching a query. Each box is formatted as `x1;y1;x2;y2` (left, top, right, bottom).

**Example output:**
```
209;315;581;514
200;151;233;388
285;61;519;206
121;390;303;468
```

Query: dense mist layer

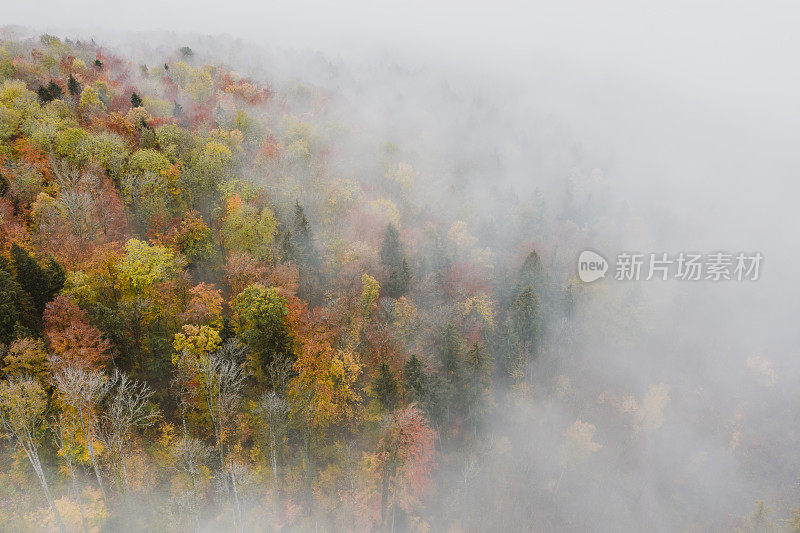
1;3;799;532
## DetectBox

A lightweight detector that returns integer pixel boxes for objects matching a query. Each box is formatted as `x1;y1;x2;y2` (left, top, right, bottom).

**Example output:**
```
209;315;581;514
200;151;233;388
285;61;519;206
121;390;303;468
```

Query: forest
0;29;796;532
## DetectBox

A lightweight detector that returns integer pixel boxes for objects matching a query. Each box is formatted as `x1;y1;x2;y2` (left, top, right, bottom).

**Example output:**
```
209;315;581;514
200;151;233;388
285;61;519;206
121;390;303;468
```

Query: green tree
0;264;35;343
381;224;411;297
67;74;80;97
0;377;66;532
10;244;64;315
372;361;400;411
232;283;292;377
130;92;143;108
509;285;542;353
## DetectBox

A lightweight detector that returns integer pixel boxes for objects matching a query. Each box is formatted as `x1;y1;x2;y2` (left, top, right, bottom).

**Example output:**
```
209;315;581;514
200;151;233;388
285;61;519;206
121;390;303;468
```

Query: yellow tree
288;325;362;516
0;377;67;532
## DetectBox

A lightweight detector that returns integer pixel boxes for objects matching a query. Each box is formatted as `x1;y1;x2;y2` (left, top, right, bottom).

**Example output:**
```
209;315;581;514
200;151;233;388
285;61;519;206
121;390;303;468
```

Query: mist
1;1;799;531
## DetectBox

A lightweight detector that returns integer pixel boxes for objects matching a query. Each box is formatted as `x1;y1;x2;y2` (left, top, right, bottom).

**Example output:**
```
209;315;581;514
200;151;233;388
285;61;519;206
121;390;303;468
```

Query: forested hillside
0;33;586;532
0;30;796;533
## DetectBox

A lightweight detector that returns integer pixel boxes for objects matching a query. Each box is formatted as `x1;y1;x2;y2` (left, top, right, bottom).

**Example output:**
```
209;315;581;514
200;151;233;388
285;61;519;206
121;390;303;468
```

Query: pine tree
381;224;412;297
293;201;319;268
36;80;62;103
130;92;143;108
10;244;64;315
380;224;403;270
0;264;34;344
509;285;542;355
402;354;428;403
373;361;400;411
67;74;80;96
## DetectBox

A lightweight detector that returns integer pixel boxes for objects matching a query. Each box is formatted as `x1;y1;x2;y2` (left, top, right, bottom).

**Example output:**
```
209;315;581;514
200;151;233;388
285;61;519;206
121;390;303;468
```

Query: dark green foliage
402;354;446;426
289;201;323;303
516;249;546;293
381;224;411;297
380;224;403;269
403;354;428;403
180;46;194;57
37;80;63;103
509;285;542;354
437;323;462;380
94;58;103;69
10;244;64;315
372;361;400;411
386;257;412;299
0;263;35;344
67;74;80;96
280;229;295;262
131;92;143;108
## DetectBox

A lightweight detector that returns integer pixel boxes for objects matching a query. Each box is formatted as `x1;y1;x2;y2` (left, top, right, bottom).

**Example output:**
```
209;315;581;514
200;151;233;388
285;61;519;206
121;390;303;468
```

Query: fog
3;0;800;530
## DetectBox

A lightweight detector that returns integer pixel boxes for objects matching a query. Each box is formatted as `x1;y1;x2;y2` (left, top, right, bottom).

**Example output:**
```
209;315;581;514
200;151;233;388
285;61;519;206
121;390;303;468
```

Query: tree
402;355;444;427
0;263;35;343
118;238;185;294
232;283;292;378
372;361;400;411
37;80;63;103
381;224;412;298
170;434;213;531
508;285;542;356
2;337;50;384
197;341;246;530
97;370;159;493
44;295;112;368
50;362;112;506
53;411;89;533
376;405;436;530
67;74;80;96
0;377;66;532
180;283;223;328
255;391;289;518
11;244;65;315
220;197;278;262
288;331;362;515
130;92;143;108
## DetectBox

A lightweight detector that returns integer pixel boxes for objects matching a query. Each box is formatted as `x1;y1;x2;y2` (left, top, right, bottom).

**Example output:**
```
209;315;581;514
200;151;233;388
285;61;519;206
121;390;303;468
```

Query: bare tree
171;435;213;532
198;341;246;530
0;377;66;533
97;370;160;493
50;360;112;505
50;158;100;238
255;391;289;518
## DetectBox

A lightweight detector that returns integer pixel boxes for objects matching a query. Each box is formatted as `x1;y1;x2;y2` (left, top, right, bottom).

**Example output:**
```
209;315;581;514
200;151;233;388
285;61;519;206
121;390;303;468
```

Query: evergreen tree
380;224;403;270
10;244;64;315
372;361;400;411
67;74;80;96
37;80;63;103
437;323;462;381
293;201;319;268
509;285;542;355
403;354;428;403
381;224;411;297
0;264;34;344
130;92;143;108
